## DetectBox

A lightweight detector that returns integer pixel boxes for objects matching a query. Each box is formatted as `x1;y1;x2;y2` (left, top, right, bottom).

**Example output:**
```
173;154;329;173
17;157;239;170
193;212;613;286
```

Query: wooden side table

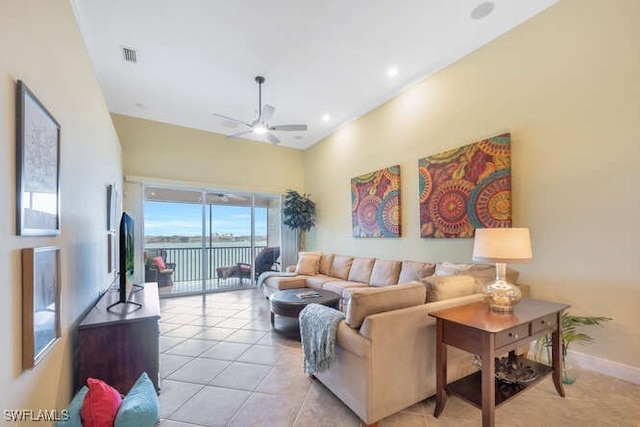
429;298;570;427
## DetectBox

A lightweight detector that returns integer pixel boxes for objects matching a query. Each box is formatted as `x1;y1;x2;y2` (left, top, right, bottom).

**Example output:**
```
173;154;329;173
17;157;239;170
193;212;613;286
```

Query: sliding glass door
143;186;281;298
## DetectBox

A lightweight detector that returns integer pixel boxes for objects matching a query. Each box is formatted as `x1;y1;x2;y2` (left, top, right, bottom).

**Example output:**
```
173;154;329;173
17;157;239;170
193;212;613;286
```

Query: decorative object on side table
535;312;612;384
282;189;316;251
472;227;532;312
15;80;61;236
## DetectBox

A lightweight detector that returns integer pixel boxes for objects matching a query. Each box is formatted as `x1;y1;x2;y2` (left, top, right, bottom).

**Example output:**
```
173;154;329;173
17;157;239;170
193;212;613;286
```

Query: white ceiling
72;0;557;149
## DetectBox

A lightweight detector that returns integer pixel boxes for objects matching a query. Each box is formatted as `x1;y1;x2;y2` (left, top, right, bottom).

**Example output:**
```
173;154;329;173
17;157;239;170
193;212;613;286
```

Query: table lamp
472;227;532;313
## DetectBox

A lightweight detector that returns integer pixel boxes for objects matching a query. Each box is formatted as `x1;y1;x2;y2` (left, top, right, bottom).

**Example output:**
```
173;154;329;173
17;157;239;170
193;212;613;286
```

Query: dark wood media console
76;282;160;394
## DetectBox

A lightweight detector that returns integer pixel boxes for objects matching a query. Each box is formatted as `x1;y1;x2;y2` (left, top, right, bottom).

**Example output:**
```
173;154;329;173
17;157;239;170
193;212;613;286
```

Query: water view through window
143;187;279;296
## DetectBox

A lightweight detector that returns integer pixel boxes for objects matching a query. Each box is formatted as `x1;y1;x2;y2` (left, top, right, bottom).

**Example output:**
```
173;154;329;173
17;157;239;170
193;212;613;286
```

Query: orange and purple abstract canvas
351;165;400;238
419;133;511;238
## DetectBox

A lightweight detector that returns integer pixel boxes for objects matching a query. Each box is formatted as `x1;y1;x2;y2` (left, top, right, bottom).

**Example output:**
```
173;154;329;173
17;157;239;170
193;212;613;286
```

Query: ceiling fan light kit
212;75;308;145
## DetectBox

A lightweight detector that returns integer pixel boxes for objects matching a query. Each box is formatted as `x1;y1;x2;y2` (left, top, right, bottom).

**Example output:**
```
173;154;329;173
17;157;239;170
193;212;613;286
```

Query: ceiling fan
212;76;307;145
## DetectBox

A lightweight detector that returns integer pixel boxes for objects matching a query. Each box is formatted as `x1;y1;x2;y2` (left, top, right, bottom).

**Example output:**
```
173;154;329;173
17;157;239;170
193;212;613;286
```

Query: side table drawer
496;324;530;348
532;313;557;334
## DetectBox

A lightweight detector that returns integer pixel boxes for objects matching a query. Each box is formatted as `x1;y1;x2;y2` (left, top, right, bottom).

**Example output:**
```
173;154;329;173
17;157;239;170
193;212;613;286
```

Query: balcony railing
146;245;267;283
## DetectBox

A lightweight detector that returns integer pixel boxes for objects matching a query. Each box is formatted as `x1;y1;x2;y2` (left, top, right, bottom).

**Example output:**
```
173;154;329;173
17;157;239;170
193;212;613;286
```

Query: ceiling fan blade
271;124;308;131
212;113;251;128
261;104;275;122
226;130;253;139
266;133;281;145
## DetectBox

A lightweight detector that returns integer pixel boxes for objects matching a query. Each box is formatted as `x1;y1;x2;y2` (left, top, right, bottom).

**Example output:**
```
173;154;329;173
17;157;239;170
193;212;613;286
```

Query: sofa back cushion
420;275;481;302
398;261;436;284
295;252;321;275
347;258;375;283
344;282;426;328
435;262;519;285
319;254;335;275
368;259;401;287
329;255;354;280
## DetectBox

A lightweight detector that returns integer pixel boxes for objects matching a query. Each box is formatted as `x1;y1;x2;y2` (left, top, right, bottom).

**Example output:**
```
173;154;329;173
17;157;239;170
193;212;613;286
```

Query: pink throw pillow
153;256;166;270
81;378;122;427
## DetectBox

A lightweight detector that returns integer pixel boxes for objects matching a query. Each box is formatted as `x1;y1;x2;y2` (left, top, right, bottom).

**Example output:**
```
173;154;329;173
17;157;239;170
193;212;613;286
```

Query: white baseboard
568;349;640;385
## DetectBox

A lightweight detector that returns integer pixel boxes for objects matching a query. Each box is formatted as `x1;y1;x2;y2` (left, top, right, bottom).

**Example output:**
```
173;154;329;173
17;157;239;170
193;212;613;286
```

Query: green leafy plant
282;189;316;250
535;312;612;383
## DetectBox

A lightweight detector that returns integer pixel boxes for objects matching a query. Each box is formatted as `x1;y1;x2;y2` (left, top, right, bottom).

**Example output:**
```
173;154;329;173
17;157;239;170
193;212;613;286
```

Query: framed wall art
16;80;61;236
418;133;512;238
351;165;401;237
22;246;61;369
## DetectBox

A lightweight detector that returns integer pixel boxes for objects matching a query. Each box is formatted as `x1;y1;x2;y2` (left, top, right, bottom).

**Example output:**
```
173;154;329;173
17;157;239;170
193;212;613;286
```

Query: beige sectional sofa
263;253;523;426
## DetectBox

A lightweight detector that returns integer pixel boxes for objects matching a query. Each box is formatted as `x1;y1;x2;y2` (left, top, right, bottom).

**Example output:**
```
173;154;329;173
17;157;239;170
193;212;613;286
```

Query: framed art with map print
16;80;61;236
22;246;61;369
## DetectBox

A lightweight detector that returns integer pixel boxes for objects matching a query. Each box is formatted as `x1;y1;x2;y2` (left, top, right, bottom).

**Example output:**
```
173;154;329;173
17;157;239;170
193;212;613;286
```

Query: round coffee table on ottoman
269;288;340;328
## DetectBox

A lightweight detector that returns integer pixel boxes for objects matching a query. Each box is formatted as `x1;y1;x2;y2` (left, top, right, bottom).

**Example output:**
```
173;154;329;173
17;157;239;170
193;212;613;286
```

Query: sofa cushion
323;281;368;295
420;275;480;302
347;257;375;283
305;274;335;289
369;259;401;287
398;261;436;284
319;254;335;275
295;252;321;275
435;262;519;285
344;282;426;328
263;275;308;291
329;256;354;280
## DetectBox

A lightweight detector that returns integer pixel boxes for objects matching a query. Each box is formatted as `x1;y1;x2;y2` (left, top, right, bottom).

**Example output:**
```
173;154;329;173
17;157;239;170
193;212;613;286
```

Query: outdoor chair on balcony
145;250;176;287
216;246;281;284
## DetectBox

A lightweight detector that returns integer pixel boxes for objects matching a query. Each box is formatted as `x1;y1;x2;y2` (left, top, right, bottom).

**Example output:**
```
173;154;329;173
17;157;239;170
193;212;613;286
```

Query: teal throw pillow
55;386;88;427
114;372;159;427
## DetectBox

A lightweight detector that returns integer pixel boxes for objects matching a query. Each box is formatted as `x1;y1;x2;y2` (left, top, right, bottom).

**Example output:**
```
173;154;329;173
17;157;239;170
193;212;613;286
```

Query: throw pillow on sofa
295;252;322;275
420;275;481;302
55;386;88;427
330;255;354;280
114;372;159;427
434;262;519;285
397;261;436;284
344;282;426;328
81;378;122;427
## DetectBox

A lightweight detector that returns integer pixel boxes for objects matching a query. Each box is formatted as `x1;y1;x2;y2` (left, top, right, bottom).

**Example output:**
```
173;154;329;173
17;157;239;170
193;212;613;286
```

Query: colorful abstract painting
351;165;401;238
419;133;511;238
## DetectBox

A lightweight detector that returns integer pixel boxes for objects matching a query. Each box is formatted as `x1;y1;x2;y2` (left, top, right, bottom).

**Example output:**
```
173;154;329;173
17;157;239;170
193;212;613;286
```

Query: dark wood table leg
552;312;566;397
434;319;447;417
481;333;496;427
270;311;275;327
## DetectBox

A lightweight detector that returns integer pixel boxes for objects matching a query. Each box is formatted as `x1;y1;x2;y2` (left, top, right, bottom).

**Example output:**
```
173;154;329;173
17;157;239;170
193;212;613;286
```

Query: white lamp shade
472;228;532;264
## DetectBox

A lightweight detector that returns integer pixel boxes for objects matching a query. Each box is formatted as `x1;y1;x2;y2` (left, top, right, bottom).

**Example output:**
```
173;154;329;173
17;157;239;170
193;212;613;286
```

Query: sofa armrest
335;321;371;359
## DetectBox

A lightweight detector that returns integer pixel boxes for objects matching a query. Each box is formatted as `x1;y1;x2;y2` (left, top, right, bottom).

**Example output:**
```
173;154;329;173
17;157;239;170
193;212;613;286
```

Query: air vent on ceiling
122;47;137;63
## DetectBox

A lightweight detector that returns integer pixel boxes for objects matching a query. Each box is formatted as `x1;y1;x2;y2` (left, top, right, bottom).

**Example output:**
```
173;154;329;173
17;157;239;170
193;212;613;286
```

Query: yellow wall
0;0;122;419
112;114;304;194
304;0;640;368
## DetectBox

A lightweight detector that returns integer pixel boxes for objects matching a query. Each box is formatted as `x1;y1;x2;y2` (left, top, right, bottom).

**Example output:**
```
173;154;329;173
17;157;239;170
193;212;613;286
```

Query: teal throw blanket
299;303;345;374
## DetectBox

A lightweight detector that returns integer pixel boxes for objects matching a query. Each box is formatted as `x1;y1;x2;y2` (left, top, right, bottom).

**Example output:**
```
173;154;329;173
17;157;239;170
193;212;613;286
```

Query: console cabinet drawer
532;313;557;334
496;324;530;348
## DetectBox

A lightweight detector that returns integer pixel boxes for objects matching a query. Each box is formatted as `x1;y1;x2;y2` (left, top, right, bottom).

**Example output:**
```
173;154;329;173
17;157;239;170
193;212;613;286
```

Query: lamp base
483;280;522;313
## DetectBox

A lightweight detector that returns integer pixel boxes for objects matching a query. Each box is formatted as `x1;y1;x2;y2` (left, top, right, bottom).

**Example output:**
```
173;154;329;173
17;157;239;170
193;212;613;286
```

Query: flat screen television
107;212;142;312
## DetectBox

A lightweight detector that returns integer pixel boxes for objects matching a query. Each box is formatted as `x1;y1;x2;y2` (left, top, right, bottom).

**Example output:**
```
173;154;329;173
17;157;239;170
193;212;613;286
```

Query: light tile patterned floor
158;289;640;427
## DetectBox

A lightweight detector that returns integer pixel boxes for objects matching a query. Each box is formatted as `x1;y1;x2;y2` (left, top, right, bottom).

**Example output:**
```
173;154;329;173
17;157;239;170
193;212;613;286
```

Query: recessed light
471;2;494;20
388;67;398;78
135;102;145;109
322;114;331;122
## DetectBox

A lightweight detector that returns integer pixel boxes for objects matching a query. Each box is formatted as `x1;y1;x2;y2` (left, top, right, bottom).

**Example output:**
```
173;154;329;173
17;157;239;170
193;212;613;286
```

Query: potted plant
282;189;316;251
535;312;612;384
